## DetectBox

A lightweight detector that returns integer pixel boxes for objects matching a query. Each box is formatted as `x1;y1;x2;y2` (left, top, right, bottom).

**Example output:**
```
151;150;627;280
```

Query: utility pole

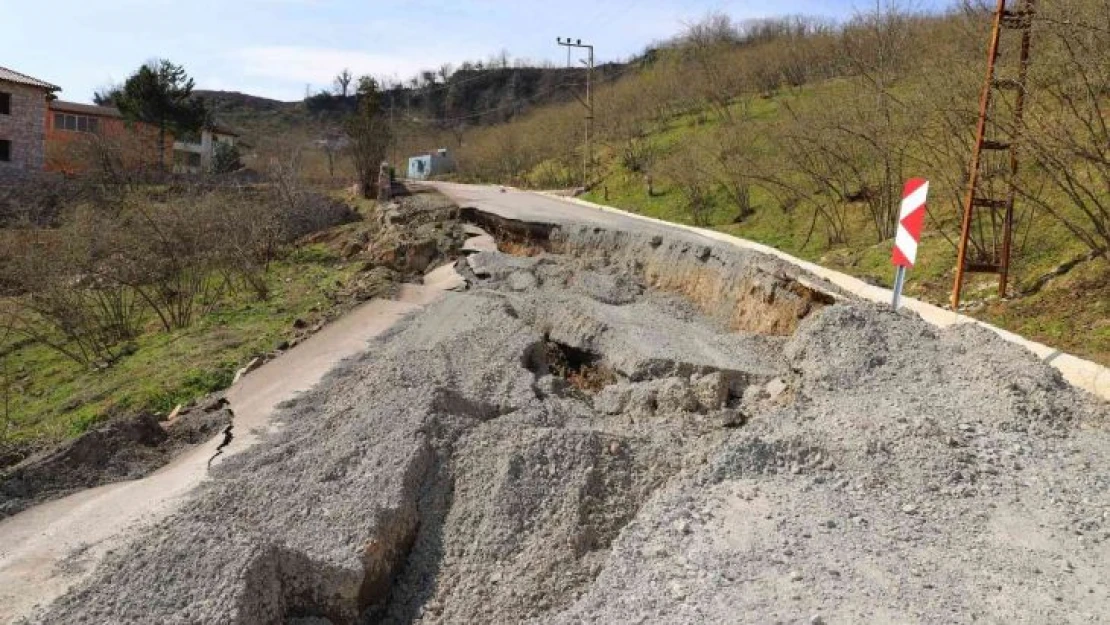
389;91;398;172
557;37;594;189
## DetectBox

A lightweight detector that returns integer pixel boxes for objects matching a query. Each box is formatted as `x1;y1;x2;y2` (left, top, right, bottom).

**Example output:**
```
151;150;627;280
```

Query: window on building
0;139;11;162
0;93;11;115
54;113;100;134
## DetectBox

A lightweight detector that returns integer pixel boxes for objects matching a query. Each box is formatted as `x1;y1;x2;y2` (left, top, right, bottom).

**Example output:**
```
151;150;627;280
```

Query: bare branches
0;180;356;368
1015;0;1110;260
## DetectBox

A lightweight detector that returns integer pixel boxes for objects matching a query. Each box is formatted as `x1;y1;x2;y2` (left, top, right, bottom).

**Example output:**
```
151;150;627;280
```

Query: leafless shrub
658;143;716;226
705;124;772;222
0;177;89;228
111;198;230;331
1016;0;1110;260
0;227;144;366
1;179;357;368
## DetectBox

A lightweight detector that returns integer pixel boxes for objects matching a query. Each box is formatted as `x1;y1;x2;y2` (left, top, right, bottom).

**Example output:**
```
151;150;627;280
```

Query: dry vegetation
1;180;353;364
399;0;1108;361
414;1;1109;261
0;169;359;460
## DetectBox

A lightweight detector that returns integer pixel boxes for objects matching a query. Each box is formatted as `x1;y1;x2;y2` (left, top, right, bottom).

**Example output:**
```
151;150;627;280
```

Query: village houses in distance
0;64;238;179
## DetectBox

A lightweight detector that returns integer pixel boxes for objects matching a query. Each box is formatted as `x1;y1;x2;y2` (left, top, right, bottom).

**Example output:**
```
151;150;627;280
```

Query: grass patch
1;255;361;450
580;85;1109;367
289;243;341;265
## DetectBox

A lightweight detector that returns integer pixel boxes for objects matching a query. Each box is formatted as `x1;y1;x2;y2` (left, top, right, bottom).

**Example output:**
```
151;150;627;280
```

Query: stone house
0;66;60;179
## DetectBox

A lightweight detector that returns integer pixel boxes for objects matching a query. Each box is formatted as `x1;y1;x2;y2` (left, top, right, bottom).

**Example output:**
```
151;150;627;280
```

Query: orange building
45;100;171;174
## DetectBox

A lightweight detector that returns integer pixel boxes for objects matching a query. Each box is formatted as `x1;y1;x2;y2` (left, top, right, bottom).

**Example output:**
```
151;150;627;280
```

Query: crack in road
207;422;235;469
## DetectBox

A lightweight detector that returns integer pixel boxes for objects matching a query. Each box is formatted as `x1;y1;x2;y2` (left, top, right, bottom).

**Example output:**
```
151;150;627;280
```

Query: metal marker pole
892;266;907;310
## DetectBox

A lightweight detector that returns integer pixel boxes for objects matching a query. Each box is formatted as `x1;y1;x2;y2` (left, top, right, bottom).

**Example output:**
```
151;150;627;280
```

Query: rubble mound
30;221;1110;624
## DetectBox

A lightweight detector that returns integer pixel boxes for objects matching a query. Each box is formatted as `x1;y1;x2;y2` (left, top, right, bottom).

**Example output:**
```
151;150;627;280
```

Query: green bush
211;142;242;174
525;159;576;189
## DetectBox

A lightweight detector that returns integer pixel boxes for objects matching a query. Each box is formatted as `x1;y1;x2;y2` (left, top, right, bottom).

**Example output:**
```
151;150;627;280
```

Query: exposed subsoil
0;402;232;519
24;211;1110;624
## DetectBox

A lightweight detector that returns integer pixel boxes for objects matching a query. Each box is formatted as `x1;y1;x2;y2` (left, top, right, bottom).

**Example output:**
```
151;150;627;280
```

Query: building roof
49;100;123;118
0;66;60;91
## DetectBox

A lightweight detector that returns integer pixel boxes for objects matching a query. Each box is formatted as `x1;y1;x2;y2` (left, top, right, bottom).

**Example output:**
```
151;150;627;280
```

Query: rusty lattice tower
951;0;1037;309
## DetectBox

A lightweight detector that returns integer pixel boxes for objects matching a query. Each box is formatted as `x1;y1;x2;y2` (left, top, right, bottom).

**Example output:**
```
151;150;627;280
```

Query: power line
589;0;640;30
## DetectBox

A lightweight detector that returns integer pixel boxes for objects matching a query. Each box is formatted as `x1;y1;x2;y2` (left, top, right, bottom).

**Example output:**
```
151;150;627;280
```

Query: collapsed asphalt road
24;195;1110;624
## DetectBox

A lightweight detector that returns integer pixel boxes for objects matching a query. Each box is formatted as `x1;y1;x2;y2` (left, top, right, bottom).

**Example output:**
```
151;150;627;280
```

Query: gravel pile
29;222;1109;624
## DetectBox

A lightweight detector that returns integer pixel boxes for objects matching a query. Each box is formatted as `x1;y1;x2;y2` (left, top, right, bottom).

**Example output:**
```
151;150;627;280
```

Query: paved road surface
430;182;695;234
2;183;1106;623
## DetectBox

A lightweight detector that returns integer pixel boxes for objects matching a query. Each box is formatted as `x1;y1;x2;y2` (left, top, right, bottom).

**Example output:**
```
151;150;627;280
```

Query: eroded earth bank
29;211;1110;624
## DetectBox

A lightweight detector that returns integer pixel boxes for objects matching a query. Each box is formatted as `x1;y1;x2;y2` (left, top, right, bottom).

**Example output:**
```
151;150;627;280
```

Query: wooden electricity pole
557;37;594;189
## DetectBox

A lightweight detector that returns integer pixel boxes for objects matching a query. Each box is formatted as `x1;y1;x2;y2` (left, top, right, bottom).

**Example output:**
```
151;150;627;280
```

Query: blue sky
3;0;949;103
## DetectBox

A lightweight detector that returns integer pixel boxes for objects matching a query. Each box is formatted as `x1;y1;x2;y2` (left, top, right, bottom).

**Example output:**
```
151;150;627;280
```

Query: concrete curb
537;192;1110;403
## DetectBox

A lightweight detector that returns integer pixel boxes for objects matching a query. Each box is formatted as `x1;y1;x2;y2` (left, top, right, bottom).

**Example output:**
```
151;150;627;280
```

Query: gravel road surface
25;198;1109;624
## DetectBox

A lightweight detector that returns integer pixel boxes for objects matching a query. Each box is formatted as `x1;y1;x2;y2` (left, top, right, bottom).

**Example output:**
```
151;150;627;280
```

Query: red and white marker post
891;178;929;310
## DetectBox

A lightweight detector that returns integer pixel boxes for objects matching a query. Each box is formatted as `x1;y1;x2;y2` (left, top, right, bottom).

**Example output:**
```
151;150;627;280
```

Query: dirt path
0;284;447;624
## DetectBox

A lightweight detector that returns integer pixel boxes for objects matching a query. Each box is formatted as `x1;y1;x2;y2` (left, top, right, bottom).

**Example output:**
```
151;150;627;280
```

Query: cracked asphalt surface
5;184;1109;624
27;191;1110;624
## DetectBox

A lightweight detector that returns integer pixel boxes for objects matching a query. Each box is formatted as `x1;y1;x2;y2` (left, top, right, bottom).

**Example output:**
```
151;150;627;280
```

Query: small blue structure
407;148;455;180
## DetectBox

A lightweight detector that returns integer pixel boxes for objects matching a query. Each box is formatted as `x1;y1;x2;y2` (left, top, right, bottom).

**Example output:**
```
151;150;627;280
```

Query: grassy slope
0;214;369;450
580;84;1108;366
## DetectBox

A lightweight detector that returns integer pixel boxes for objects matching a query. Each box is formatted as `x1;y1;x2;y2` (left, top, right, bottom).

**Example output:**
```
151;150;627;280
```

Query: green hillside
194;4;1109;364
427;5;1109;365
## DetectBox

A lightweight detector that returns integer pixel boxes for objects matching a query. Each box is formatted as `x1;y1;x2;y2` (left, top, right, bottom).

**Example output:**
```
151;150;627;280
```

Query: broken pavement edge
538;191;1110;403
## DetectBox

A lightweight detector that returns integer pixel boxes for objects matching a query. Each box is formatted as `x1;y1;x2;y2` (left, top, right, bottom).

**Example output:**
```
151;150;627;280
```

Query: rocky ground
23;215;1110;624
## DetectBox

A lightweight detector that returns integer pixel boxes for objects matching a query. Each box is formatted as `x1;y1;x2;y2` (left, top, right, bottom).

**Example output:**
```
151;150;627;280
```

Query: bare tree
1017;0;1110;260
658;141;716;226
335;68;353;98
347;77;393;199
682;13;744;123
1;224;146;366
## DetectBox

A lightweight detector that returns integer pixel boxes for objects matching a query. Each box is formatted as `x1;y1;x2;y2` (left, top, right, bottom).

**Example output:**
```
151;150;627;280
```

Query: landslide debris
30;218;1110;625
